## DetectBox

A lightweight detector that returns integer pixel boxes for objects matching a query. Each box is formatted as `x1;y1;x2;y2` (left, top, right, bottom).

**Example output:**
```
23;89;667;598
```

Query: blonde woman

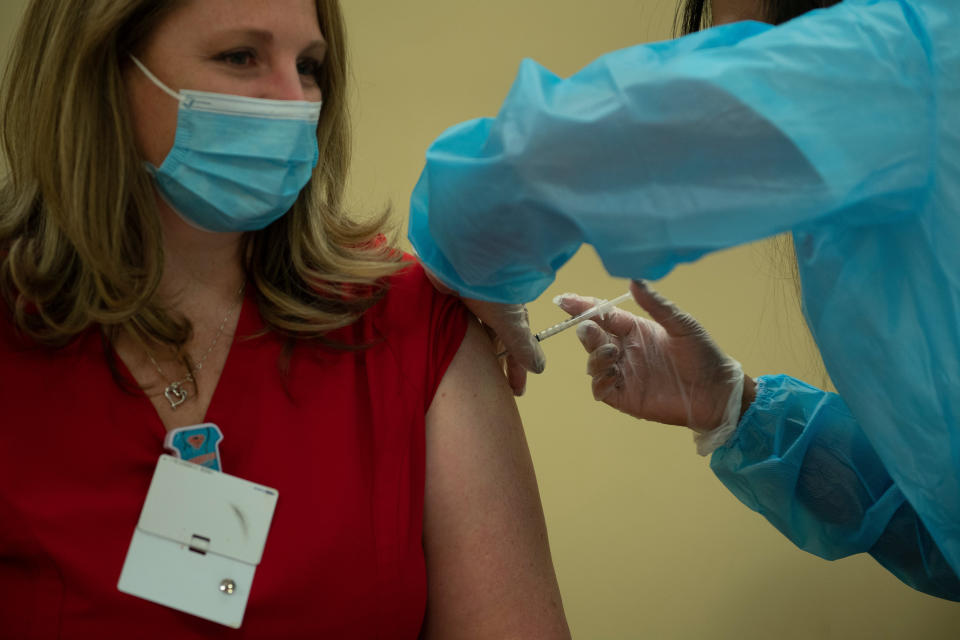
0;0;570;637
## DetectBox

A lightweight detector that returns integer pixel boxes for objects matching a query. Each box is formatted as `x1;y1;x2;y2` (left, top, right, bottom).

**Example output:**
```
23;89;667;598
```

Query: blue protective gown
407;0;960;599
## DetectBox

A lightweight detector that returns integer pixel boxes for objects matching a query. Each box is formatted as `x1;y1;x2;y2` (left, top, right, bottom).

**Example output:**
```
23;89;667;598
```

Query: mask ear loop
129;55;183;102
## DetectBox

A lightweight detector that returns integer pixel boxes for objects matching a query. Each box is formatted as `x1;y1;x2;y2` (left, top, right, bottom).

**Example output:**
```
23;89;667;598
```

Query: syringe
534;291;633;342
496;292;633;358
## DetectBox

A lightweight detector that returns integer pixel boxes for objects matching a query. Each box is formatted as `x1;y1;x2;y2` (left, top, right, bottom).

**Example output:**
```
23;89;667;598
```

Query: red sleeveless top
0;260;469;639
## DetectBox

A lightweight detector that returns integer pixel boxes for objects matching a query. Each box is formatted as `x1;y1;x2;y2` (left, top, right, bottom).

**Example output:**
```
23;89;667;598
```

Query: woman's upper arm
421;318;570;639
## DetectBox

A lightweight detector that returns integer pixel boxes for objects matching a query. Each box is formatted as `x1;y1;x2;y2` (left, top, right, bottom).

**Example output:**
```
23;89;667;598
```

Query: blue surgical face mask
130;55;323;232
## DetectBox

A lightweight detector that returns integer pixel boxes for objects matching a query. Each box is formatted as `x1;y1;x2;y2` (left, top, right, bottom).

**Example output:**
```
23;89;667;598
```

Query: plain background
2;1;959;637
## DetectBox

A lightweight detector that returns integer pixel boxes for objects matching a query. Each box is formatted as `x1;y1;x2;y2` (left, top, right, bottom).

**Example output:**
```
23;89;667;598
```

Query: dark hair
674;0;842;36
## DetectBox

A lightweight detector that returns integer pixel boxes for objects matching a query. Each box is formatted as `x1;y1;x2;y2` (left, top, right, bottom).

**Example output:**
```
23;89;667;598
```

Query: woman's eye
218;50;254;66
297;58;321;78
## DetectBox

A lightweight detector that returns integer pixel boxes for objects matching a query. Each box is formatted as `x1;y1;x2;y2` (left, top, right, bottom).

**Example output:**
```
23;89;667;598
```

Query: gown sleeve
712;375;960;601
408;0;934;302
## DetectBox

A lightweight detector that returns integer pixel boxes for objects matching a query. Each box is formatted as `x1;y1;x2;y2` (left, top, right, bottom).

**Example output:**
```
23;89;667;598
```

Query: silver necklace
148;283;245;410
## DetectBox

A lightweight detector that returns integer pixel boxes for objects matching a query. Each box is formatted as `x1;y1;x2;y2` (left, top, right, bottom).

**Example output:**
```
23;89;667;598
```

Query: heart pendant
164;383;188;410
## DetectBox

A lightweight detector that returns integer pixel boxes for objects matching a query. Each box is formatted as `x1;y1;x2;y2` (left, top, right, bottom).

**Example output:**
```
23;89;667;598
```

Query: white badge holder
118;455;279;628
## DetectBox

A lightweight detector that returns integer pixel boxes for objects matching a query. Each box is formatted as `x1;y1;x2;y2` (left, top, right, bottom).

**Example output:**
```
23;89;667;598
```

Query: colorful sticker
164;423;224;472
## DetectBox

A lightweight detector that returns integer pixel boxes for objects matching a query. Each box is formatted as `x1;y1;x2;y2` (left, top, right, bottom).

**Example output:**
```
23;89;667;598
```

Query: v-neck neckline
110;290;259;439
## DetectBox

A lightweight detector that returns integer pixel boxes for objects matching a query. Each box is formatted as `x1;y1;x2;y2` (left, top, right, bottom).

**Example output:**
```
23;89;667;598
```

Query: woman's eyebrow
210;28;327;55
302;39;328;58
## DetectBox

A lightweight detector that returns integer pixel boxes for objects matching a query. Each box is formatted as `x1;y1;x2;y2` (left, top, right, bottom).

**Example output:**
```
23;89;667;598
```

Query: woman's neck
157;201;246;312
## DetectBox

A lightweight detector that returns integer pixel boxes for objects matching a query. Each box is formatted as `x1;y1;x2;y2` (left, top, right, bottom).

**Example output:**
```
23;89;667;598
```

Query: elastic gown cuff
706;374;773;457
694;360;746;456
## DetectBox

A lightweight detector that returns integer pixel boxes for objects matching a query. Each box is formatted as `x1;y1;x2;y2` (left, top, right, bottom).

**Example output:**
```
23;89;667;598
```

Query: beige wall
0;2;19;60
3;1;959;637
0;0;24;176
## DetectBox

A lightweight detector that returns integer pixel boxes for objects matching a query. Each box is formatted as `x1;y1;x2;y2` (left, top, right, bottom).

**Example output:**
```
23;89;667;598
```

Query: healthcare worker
407;0;960;600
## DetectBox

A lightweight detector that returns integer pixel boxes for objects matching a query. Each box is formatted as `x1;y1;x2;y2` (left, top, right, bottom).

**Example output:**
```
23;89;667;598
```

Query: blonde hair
0;0;403;351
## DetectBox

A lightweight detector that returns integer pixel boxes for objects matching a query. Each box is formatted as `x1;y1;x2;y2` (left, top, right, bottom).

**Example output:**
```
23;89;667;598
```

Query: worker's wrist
694;361;746;456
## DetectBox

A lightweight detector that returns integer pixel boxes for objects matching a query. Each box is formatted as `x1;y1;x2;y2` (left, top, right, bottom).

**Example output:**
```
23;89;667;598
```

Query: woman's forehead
156;0;325;42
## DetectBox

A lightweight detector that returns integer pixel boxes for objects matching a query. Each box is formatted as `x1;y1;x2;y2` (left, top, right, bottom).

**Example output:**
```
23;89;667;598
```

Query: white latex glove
556;280;755;455
422;266;545;396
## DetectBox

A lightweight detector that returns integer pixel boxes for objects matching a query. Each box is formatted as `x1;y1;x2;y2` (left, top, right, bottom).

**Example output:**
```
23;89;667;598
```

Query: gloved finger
587;305;643;339
630;280;703;339
506;355;528;397
576;320;613;353
465;298;546;374
496;314;546;375
586;343;620;377
554;293;602;316
591;366;622;402
557;292;640;339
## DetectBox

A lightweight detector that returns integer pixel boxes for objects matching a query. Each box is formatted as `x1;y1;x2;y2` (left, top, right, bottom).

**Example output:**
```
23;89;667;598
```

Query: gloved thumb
629;280;703;338
463;298;546;374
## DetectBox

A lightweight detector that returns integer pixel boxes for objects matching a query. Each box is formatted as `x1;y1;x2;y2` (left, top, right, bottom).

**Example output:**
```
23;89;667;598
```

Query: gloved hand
422;265;546;396
556;280;755;454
